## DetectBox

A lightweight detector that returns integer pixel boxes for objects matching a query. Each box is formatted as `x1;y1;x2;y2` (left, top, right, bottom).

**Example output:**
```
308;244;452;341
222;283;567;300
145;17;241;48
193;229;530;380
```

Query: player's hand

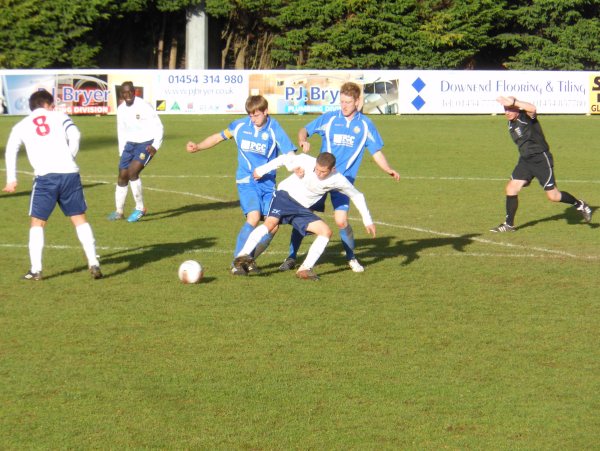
496;96;515;107
293;167;305;178
186;142;198;153
146;145;157;157
299;141;310;153
365;224;376;238
253;169;261;180
2;181;17;193
388;169;400;181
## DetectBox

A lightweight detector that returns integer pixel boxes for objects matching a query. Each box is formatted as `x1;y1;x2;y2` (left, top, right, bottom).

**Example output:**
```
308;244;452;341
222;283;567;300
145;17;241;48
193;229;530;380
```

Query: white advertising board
153;70;248;114
1;69;599;116
394;71;590;114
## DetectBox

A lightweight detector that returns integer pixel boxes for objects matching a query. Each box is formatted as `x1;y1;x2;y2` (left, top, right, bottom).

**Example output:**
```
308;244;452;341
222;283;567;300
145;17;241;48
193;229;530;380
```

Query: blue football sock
288;228;304;259
252;232;274;258
234;222;255;257
339;225;355;260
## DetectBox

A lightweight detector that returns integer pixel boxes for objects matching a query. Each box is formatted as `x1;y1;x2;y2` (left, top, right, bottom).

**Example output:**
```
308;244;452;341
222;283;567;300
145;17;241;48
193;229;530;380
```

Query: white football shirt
117;97;164;155
5;107;80;183
256;153;373;226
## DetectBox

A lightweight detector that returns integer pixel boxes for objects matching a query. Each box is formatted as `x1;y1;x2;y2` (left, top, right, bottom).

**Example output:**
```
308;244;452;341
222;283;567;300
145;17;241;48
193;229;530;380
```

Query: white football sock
76;222;99;267
300;235;329;269
237;224;269;257
29;226;44;273
115;185;128;214
129;178;144;211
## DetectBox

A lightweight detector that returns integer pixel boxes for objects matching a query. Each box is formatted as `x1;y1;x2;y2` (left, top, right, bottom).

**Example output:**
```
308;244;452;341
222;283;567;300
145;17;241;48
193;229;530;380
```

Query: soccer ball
178;260;203;284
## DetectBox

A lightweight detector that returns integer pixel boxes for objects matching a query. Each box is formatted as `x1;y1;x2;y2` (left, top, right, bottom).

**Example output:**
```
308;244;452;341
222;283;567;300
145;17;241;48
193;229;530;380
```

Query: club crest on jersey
353;126;361;134
139;152;146;160
261;132;269;140
136;114;141;120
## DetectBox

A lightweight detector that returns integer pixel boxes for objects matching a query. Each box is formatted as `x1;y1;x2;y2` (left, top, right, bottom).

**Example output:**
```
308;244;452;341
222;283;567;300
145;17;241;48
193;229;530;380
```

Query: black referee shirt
508;111;550;158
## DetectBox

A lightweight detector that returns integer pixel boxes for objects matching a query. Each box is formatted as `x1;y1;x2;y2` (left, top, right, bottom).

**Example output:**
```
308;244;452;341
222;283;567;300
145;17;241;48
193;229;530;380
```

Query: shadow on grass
329;233;481;273
142;201;240;221
45;236;217;281
515;205;598;230
256;232;481;277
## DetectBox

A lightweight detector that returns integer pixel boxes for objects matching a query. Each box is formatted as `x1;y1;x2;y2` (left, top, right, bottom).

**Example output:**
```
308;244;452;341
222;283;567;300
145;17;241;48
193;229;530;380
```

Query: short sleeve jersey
222;115;296;185
305;110;384;180
508;111;550;158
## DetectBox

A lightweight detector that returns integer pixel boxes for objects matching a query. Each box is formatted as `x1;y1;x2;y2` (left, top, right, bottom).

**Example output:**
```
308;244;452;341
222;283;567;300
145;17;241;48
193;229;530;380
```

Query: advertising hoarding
1;69;599;116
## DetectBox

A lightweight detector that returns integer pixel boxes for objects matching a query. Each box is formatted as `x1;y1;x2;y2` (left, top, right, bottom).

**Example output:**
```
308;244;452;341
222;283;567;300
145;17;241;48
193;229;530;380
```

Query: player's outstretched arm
372;151;400;181
254;153;299;179
186;132;225;153
496;96;515;108
496;96;537;115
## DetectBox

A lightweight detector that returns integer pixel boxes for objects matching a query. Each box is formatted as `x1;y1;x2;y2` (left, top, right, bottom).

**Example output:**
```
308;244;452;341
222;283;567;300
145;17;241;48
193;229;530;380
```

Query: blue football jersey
305;110;384;180
222;116;296;185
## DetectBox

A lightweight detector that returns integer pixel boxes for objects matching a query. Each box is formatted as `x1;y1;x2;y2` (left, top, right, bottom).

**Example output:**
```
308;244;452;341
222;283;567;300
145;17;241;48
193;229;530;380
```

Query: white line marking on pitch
4;169;600;184
2;171;597;260
82;177;231;203
370;219;598;260
86;174;600;184
0;243;578;260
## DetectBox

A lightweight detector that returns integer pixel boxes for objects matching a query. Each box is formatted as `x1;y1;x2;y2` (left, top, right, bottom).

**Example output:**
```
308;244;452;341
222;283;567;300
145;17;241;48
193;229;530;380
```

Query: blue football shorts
268;190;322;236
119;140;154;170
30;173;87;220
237;179;275;216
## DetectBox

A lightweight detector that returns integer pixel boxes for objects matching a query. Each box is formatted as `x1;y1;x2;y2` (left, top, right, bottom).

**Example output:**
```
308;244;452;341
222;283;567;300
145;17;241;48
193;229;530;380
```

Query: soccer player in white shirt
108;81;164;222
3;90;102;280
233;152;376;280
280;82;399;273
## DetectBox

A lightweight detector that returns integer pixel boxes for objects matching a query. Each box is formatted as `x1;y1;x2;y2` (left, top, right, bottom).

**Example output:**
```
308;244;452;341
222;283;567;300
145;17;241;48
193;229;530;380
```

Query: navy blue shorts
268;190;322;236
30;173;87;220
119;140;154;170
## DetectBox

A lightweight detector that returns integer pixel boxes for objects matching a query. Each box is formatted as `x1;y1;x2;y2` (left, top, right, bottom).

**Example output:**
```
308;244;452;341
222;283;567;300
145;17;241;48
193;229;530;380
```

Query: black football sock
558;191;578;206
505;195;518;226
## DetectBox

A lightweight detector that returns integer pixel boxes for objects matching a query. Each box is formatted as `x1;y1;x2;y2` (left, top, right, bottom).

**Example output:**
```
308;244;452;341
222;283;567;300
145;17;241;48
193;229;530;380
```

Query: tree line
1;0;599;70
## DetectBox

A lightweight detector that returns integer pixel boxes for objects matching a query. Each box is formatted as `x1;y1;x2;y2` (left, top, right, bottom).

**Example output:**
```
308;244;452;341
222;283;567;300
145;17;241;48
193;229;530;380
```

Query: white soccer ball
178;260;203;284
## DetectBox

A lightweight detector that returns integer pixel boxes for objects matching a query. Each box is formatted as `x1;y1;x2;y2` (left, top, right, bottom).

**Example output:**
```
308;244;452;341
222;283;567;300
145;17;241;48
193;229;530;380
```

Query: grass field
1;112;599;449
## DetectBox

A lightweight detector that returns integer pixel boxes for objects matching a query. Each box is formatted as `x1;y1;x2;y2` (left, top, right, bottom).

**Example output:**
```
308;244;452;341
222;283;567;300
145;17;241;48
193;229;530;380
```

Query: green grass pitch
1;113;599;448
